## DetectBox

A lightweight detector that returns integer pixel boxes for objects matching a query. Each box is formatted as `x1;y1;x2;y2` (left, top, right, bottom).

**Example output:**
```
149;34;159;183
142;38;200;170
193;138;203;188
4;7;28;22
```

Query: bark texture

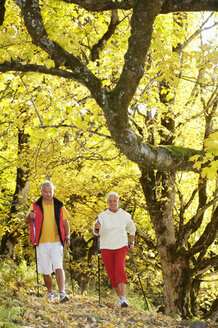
0;129;30;258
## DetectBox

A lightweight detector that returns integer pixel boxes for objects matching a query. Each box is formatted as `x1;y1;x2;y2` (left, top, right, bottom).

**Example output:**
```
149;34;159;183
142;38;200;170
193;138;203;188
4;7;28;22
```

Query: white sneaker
117;296;128;307
60;291;69;303
47;292;54;301
117;298;122;307
120;296;128;307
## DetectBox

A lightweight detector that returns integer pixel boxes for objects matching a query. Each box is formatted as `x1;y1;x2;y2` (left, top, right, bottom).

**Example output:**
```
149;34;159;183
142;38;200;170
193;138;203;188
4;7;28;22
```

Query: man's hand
65;237;71;247
25;210;35;224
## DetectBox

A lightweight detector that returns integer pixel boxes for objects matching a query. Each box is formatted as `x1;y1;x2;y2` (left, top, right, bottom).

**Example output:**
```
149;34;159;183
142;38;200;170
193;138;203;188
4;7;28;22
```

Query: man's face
108;196;119;213
42;185;53;202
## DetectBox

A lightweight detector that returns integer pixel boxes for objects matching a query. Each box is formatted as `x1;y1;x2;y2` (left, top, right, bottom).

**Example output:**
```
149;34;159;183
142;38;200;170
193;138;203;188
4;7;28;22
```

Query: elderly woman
93;192;136;307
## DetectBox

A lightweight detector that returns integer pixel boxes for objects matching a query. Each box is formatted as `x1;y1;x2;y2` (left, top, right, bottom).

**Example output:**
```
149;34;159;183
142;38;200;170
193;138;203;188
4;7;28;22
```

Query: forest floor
0;288;217;328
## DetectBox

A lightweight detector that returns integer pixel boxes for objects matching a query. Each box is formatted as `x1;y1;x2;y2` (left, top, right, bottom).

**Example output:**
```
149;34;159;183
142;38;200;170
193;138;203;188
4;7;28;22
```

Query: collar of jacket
36;196;63;209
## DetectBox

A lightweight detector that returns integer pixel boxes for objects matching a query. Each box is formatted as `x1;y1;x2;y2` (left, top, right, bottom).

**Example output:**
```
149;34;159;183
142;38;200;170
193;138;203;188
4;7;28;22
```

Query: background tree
0;0;217;318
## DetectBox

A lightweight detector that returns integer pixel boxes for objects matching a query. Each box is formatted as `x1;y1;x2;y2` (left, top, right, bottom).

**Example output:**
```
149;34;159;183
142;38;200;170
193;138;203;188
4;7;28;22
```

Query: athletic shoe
120;296;128;307
47;292;54;301
60;291;69;303
117;298;122;307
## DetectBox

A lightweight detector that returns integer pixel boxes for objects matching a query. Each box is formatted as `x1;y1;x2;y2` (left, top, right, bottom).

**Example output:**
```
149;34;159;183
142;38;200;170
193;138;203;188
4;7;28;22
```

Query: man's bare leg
55;268;65;292
43;274;53;293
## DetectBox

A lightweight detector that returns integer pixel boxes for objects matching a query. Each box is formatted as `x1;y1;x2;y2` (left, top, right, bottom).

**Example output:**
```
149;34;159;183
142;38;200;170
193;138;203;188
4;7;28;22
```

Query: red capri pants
101;246;128;288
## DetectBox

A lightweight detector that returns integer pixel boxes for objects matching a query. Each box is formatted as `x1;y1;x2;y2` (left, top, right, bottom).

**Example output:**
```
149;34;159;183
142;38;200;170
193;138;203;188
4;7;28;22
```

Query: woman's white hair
107;192;119;201
41;181;54;196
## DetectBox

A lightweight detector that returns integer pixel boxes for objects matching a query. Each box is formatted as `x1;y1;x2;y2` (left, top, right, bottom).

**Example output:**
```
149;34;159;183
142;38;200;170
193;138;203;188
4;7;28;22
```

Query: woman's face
108;196;119;213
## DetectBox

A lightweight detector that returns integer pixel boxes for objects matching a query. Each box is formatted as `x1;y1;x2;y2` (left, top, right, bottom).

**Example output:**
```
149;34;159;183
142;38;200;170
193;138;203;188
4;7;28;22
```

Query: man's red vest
29;196;66;246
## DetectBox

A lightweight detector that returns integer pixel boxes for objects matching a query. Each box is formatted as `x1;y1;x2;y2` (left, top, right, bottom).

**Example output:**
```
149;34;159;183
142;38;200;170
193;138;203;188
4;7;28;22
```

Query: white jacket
93;208;136;250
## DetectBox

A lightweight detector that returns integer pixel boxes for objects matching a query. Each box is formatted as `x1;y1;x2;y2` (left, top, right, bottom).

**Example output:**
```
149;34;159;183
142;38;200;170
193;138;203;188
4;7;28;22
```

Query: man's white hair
107;192;119;201
41;181;54;196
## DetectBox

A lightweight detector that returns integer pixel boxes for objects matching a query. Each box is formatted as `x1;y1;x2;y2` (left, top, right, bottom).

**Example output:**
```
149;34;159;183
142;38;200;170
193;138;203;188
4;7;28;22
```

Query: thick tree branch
109;0;161;111
14;0;106;107
187;205;218;257
0;60;81;78
0;0;6;26
160;0;218;13
176;187;199;248
182;197;217;244
59;0;218;13
59;0;136;11
90;10;119;61
192;254;218;276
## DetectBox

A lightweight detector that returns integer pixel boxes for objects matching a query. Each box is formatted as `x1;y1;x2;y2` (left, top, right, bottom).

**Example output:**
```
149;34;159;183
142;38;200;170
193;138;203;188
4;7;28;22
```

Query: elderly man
25;181;71;303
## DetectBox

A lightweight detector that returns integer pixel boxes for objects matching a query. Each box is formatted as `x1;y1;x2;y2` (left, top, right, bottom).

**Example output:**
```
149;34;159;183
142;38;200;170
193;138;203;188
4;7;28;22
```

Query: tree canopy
0;0;217;170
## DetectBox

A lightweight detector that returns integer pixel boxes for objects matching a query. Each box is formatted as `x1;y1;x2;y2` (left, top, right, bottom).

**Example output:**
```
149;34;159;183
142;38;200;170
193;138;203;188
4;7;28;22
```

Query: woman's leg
101;249;116;287
101;247;128;302
114;246;128;287
114;246;128;301
115;282;126;298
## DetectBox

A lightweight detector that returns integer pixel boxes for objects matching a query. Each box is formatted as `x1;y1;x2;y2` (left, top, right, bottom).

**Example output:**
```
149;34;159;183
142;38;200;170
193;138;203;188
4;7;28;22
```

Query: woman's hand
128;242;135;252
95;222;101;232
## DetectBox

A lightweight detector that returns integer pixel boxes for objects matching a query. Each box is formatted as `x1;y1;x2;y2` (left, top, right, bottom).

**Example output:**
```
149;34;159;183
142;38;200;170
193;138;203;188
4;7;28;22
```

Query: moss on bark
163;145;203;161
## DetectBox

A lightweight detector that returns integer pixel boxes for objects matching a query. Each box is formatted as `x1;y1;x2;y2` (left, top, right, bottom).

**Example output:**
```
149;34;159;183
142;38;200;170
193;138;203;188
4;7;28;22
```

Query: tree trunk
0;130;30;258
140;168;192;317
138;13;195;316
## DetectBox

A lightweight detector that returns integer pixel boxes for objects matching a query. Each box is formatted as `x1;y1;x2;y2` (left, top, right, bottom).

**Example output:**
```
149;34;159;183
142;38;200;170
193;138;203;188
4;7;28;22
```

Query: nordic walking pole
97;233;101;305
67;247;74;293
95;218;101;305
32;211;39;297
131;252;149;310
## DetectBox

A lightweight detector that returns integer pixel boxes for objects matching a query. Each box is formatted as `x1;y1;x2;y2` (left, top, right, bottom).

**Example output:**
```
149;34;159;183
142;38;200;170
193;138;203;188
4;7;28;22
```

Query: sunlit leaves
204;132;218;156
190;132;218;180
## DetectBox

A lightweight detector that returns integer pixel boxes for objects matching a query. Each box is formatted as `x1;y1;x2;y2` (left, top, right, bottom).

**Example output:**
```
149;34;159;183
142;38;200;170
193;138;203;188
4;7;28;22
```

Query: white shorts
36;242;64;274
